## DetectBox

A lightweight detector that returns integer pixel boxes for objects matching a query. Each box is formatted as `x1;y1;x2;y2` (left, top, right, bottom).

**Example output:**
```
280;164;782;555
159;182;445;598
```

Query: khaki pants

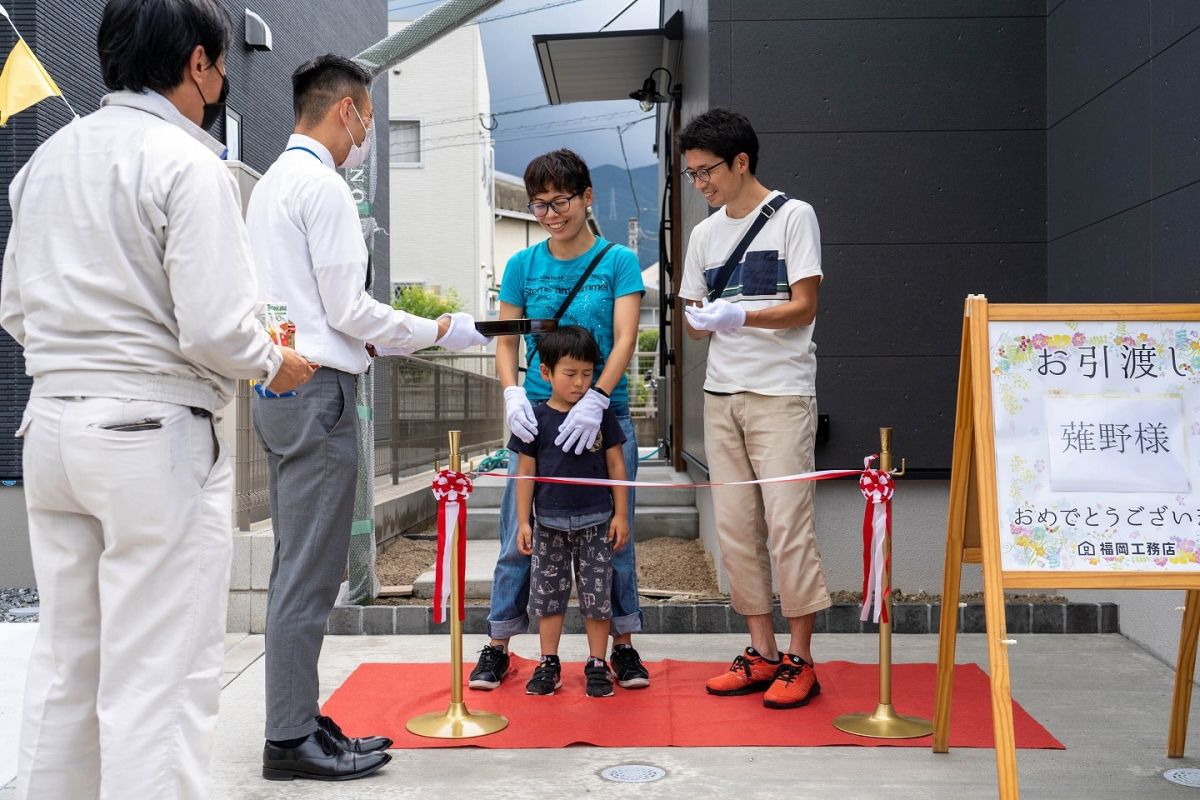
703;392;831;618
16;396;231;800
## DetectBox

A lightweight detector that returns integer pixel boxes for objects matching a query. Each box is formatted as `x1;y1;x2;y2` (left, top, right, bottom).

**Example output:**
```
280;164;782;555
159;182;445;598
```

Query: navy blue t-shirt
507;403;626;518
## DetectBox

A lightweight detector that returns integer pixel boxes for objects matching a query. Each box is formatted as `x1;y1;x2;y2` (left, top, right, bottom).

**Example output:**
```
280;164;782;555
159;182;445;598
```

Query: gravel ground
375;534;438;588
828;589;1067;604
1;587;39;623
635;537;719;595
371;534;722;606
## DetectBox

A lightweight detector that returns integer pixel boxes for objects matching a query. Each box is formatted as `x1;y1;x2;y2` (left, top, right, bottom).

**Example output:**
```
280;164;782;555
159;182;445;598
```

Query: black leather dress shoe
317;714;393;754
262;727;391;781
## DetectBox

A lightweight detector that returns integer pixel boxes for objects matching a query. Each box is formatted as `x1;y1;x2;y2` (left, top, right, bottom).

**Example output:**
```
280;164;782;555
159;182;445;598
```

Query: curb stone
325;601;1119;636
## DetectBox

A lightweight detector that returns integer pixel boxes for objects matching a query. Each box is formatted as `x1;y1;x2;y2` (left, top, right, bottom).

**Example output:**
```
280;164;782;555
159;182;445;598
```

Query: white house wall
387;19;492;316
494;215;549;288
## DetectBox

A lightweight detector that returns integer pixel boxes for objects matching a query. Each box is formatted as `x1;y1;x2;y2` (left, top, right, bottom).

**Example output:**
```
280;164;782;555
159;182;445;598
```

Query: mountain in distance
589;163;659;269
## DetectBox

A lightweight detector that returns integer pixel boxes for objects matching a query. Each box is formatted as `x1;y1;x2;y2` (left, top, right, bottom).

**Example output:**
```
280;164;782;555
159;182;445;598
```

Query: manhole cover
1164;768;1200;787
599;764;666;783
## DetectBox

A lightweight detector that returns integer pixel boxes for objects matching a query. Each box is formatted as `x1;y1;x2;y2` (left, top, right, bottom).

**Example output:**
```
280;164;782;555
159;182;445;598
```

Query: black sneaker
585;657;614;697
525;655;562;695
610;644;650;689
468;644;510;690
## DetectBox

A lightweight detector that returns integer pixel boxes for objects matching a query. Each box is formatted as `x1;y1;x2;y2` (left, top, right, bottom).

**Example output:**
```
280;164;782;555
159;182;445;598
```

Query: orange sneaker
705;647;781;696
763;654;821;709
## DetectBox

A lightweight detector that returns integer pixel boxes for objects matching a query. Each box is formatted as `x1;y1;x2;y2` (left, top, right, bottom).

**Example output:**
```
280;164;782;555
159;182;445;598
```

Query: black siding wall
674;0;1048;471
0;0;388;479
1046;1;1200;304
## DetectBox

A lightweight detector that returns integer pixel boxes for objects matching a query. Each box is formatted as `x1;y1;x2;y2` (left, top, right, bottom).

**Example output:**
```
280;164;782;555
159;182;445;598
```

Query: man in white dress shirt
0;1;315;798
247;54;487;782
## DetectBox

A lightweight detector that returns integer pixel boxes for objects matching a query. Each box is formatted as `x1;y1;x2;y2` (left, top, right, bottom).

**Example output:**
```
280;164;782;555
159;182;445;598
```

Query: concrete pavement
5;631;1200;798
209;633;1200;799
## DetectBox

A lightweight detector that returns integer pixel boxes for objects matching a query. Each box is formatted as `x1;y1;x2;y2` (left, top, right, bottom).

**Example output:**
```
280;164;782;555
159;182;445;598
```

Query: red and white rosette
859;455;894;624
431;469;473;624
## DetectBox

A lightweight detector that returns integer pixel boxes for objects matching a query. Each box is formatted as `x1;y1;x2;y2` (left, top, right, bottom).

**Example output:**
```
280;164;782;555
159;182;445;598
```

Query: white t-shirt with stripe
678;190;822;396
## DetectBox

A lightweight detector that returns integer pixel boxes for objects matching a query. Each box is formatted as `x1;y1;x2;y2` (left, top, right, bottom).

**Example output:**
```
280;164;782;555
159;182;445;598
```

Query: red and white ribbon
431;469;473;624
478;456;898;625
475;467;861;489
858;455;894;624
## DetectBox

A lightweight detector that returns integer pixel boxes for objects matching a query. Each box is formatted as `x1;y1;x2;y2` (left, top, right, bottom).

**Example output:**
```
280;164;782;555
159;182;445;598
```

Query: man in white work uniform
0;1;314;797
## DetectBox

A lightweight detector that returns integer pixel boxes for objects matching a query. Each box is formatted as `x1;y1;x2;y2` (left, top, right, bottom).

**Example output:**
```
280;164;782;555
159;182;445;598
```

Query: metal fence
234;356;504;530
377;355;504;482
233;380;269;531
410;351;498;379
628;347;660;418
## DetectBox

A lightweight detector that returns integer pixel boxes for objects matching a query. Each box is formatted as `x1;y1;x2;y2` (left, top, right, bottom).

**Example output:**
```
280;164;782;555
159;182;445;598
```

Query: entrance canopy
532;12;681;104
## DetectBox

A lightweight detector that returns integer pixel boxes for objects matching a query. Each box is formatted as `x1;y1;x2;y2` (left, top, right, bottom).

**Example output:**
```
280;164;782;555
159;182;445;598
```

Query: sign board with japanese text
933;297;1200;800
990;320;1200;573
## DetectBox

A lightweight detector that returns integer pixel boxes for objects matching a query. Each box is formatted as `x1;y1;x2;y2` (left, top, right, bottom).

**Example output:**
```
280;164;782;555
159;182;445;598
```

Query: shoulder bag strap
553;242;617;321
706;193;789;302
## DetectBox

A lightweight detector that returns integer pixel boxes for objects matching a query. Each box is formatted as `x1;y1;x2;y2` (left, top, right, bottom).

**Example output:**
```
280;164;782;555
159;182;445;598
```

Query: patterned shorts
527;517;614;620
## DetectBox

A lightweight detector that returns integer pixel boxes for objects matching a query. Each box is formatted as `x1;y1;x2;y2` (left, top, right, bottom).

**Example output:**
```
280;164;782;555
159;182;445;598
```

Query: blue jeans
487;412;641;639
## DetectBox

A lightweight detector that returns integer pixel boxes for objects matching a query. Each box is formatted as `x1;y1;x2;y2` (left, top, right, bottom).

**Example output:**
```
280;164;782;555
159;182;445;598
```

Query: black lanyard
285;145;324;163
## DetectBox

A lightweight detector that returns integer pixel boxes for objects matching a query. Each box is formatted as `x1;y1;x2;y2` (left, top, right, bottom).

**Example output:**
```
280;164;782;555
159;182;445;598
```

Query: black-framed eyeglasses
681;160;729;184
527;191;582;218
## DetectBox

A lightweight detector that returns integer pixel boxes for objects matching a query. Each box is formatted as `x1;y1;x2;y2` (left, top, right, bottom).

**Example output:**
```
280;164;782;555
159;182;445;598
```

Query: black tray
474;318;558;336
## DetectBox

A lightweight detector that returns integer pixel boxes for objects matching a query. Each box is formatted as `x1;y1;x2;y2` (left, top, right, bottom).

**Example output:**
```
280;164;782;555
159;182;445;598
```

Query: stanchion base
406;702;508;739
833;704;934;739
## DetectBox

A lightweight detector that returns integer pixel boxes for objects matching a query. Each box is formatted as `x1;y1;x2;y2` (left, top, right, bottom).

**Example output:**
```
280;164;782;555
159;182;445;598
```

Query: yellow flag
0;38;61;126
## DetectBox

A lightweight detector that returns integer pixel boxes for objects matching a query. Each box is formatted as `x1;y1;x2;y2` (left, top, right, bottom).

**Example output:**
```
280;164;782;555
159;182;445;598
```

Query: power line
474;0;587;23
387;0;438;9
406;109;652;149
414;119;652;156
600;0;641;31
617;123;641;217
385;91;544;123
389;0;588;24
420;102;553;130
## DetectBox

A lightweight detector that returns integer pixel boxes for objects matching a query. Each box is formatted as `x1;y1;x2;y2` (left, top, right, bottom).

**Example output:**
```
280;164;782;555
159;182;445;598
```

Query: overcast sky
388;0;661;175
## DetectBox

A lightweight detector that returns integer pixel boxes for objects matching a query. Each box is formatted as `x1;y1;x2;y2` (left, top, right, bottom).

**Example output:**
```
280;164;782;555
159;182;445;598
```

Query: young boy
678;108;830;709
507;325;630;697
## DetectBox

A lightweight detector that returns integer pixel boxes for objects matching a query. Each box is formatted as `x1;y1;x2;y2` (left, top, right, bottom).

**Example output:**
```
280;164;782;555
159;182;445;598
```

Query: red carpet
321;655;1062;750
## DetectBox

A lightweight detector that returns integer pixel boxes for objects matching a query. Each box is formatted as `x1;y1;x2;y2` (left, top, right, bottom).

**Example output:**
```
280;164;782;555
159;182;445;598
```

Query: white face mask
338;101;372;170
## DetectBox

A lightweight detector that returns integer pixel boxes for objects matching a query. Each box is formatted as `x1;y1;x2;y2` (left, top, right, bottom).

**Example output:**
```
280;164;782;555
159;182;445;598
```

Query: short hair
538;325;600;371
292;54;372;125
524;149;591;198
677;108;760;175
98;0;231;93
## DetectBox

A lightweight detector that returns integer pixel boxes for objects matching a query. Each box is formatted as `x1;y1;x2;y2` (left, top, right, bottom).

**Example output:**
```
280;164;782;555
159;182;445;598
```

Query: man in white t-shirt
678;108;830;710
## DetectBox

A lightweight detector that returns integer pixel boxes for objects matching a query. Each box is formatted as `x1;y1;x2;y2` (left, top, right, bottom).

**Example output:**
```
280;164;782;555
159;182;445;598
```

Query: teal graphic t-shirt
499;237;644;410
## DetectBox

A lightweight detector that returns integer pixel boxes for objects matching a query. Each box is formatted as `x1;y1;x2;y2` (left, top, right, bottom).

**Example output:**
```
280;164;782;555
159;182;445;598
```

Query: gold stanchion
407;431;508;739
833;427;934;739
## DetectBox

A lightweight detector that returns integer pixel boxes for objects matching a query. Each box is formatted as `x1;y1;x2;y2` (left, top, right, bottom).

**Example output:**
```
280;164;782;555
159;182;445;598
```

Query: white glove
685;299;746;332
436;312;490;351
504;385;538;444
555;388;609;455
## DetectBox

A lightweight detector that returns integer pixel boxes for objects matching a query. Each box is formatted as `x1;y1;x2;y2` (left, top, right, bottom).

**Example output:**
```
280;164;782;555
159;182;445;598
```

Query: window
224;108;242;162
389;120;421;167
392;281;424;301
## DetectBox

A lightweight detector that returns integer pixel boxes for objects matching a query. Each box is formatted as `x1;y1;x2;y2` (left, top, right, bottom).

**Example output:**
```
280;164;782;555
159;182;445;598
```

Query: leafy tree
637;329;659;352
392;285;462;318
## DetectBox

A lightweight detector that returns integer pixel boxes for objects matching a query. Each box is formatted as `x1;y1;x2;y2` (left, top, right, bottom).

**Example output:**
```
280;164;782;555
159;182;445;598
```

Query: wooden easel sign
934;295;1200;800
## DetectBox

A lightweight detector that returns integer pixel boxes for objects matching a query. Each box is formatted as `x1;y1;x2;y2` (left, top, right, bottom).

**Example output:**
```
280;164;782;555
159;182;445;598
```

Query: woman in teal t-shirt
469;149;651;693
